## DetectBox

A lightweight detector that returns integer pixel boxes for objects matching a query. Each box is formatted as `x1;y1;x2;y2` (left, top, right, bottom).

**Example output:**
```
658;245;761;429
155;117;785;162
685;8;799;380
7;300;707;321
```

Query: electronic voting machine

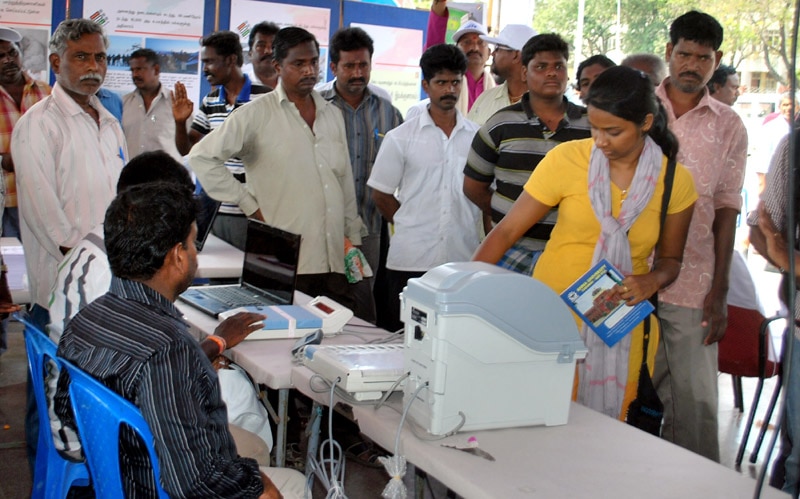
400;262;588;435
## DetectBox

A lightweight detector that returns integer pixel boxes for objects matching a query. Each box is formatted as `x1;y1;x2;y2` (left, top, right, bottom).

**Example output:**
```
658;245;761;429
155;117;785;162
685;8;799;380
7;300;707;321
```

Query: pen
373;128;384;141
119;147;126;164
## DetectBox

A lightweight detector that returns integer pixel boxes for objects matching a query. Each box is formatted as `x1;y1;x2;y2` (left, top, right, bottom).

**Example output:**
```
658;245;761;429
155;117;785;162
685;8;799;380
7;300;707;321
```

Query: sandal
345;440;385;469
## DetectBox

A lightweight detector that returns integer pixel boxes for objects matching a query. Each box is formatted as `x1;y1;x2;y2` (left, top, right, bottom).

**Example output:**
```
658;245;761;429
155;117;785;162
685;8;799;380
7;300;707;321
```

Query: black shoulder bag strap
643;156;677;355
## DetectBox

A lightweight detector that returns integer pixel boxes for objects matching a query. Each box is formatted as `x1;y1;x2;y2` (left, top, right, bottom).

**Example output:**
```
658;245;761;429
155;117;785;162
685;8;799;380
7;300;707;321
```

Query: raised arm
172;81;204;155
426;0;449;49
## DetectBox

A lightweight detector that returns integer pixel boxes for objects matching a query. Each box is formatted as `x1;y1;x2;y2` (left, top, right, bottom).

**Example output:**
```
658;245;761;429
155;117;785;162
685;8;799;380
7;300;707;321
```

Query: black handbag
626;317;664;435
625;156;676;435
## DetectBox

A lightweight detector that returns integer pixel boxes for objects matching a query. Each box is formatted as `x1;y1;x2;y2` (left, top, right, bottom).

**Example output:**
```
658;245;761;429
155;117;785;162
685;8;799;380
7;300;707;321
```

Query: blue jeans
25;304;50;475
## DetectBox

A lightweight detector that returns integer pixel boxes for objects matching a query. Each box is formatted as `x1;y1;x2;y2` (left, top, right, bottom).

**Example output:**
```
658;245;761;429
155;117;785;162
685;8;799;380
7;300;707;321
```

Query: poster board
226;0;337;83
342;1;428;115
82;0;206;104
0;0;55;82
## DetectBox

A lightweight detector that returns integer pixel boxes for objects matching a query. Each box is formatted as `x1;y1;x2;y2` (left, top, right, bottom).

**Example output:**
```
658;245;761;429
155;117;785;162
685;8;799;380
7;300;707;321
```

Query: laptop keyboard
200;287;268;307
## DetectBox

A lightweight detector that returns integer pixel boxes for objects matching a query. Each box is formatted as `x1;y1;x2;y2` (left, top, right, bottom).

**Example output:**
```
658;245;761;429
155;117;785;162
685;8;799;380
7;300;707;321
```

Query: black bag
624;156;676;436
626;318;663;435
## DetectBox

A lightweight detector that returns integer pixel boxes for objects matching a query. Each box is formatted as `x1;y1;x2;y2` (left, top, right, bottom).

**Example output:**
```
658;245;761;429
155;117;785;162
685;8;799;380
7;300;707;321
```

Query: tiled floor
0;319;788;499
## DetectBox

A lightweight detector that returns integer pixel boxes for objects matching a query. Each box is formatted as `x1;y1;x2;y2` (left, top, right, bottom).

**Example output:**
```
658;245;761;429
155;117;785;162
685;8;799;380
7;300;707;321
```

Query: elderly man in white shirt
368;44;481;332
12;19;125;320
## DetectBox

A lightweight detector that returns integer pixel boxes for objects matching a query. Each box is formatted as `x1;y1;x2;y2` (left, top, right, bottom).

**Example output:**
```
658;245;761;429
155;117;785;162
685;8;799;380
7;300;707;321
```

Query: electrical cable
753;1;800;496
305;377;348;499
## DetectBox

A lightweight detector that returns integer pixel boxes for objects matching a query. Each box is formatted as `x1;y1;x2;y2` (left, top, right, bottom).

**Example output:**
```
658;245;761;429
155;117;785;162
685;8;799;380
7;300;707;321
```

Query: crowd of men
3;1;796;496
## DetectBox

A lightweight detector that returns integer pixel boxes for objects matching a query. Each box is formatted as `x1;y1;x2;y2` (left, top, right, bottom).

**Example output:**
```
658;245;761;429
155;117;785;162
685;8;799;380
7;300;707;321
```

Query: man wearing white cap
426;0;493;114
468;24;537;126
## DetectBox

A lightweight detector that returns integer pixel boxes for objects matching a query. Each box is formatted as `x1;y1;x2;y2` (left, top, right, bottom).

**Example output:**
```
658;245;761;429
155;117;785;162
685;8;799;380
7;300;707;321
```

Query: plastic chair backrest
718;305;780;378
62;361;169;498
20;313;90;498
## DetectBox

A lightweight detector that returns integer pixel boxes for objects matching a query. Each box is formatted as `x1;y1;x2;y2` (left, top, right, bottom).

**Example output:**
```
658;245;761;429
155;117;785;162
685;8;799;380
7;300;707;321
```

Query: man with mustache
367;44;481;332
173;30;269;251
425;0;493;114
0;25;49;356
319;27;403;325
651;10;748;462
245;21;279;89
190;27;370;321
122;48;187;162
10;17;126;471
463;34;591;276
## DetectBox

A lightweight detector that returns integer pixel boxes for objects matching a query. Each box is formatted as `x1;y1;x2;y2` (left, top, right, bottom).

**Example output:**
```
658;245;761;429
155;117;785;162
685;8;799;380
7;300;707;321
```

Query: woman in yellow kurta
474;66;697;420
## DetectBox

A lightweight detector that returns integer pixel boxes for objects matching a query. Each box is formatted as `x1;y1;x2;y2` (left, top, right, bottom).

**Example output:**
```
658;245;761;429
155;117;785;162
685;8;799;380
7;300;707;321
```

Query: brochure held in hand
560;259;654;347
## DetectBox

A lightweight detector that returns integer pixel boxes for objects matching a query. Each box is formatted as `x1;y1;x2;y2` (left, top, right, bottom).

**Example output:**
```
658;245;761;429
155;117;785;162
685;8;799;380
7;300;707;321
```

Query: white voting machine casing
219;296;353;340
401;262;587;435
303;344;406;401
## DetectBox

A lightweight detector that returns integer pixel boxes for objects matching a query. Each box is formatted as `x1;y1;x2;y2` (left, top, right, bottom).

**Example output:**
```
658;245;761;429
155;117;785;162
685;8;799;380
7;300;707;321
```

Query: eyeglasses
492;45;516;54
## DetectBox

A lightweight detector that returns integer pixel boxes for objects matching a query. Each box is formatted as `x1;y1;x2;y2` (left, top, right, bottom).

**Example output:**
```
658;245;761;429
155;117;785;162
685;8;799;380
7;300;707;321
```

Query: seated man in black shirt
54;183;304;498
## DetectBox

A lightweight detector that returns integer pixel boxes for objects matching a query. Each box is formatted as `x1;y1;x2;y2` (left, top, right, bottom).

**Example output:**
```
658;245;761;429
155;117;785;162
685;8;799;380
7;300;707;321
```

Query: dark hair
707;64;736;93
329;27;374;65
201;30;243;67
669;10;723;50
586;65;679;161
576;54;616;86
248;21;280;51
129;48;158;66
420;44;467;81
273;27;319;64
105;183;198;280
117;150;194;193
521;33;570;67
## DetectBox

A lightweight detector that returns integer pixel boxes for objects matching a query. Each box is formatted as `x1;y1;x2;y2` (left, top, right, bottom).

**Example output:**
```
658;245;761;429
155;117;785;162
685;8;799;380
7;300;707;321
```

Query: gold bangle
207;335;227;354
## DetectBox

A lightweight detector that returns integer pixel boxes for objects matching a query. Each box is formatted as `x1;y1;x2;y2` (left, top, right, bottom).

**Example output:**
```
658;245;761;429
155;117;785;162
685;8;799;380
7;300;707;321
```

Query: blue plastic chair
61;361;170;498
20;315;90;498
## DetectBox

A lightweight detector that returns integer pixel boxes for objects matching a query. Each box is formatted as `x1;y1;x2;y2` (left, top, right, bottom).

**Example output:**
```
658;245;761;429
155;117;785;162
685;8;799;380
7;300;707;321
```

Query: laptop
195;190;221;251
179;219;301;317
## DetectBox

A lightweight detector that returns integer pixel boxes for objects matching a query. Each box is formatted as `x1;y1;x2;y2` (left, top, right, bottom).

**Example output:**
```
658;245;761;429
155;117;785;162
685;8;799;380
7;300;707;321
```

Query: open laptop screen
195;190;221;251
241;221;301;305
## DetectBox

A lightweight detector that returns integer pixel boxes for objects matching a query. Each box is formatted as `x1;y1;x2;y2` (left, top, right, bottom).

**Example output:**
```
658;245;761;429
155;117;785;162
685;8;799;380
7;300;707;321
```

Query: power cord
305;376;348;499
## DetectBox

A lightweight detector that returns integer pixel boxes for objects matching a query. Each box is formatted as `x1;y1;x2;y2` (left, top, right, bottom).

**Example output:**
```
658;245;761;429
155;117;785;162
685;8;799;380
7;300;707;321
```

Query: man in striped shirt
173;30;269;251
463;33;591;275
319;28;403;278
55;183;305;498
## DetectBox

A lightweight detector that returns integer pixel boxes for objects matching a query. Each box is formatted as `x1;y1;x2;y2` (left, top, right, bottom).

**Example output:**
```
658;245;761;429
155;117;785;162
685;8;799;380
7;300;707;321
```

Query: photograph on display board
230;0;332;82
1;0;53;82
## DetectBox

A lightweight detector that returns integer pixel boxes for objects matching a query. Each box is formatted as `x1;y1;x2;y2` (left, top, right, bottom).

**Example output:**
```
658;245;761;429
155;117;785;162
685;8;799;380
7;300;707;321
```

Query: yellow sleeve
524;140;591;207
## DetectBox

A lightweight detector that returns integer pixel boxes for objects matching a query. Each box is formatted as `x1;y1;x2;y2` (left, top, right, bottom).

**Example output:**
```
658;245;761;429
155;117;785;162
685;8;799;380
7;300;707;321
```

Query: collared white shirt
368;109;481;271
12;82;126;307
188;84;363;275
122;85;189;162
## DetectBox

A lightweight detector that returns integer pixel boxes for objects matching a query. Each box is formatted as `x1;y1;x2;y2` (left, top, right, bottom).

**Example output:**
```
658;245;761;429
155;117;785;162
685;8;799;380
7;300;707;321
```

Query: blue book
560;259;654;347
